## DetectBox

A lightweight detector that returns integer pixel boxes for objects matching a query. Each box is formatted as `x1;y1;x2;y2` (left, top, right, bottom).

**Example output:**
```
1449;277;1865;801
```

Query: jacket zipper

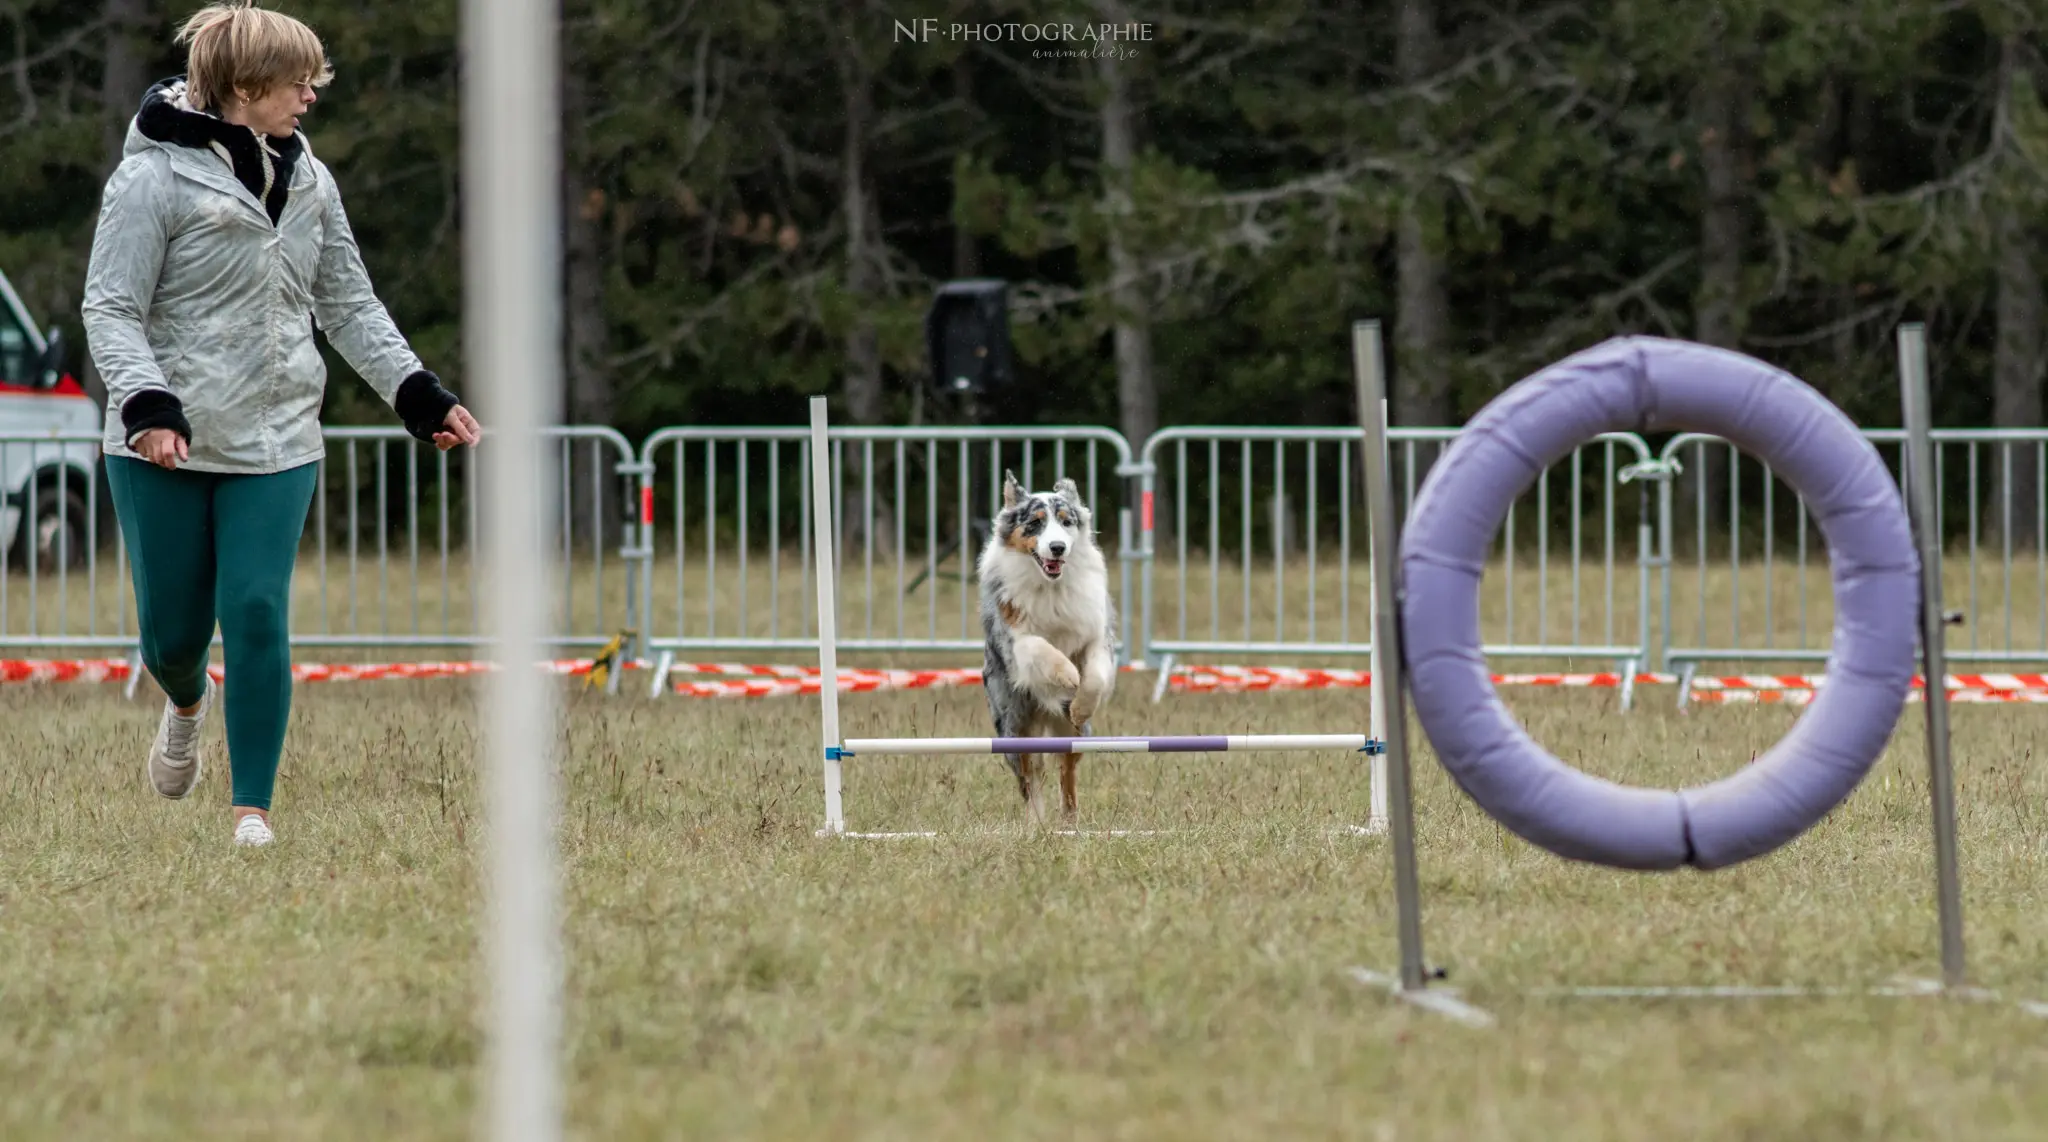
200;126;294;467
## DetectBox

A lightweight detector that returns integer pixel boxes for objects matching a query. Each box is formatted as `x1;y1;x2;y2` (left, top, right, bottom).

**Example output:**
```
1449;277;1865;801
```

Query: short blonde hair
175;1;333;112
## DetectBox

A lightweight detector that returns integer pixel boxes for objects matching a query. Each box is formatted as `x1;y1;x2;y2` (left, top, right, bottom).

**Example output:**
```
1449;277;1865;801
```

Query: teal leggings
106;456;318;811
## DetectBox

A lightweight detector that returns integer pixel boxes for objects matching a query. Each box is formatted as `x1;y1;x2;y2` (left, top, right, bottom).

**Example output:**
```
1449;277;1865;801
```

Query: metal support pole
1637;476;1655;677
1657;456;1676;677
1367;398;1390;832
1353;319;1427;991
617;458;655;669
1139;460;1156;670
1898;322;1967;989
1118;506;1134;666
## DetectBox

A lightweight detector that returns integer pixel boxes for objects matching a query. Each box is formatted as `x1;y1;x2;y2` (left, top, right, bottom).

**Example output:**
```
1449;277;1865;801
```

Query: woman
82;1;481;848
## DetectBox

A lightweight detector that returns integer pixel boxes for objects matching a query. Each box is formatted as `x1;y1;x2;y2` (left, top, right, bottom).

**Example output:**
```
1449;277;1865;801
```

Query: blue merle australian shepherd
977;470;1119;822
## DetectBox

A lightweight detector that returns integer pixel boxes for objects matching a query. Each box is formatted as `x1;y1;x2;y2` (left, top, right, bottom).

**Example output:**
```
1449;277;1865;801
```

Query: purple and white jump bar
839;733;1381;757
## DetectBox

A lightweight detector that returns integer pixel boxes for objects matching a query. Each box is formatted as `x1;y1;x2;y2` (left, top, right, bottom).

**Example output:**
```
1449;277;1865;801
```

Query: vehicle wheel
14;483;92;573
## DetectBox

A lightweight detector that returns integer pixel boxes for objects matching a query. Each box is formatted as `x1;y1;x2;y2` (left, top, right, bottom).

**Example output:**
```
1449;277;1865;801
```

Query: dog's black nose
1048;541;1067;557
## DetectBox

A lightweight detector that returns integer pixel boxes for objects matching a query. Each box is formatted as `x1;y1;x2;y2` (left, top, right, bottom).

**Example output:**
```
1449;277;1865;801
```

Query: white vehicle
0;267;103;571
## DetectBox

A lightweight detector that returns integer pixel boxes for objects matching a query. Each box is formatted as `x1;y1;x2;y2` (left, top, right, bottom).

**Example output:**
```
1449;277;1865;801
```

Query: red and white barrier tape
667;662;828;679
1168;664;2048;695
10;656;2048;704
1693;688;2048;706
672;667;988;698
1169;665;1666;693
0;658;605;685
1;659;134;684
670;664;1155;698
1684;672;2048;692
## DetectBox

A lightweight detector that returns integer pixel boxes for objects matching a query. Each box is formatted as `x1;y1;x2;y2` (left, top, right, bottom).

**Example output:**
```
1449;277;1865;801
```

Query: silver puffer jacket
83;77;457;474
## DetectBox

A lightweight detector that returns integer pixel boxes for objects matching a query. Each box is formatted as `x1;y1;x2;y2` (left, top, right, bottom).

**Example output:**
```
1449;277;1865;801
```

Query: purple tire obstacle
1399;336;1920;870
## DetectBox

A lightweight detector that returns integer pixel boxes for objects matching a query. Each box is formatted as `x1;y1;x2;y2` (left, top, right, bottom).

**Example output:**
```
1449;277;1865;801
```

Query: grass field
5;677;2047;1140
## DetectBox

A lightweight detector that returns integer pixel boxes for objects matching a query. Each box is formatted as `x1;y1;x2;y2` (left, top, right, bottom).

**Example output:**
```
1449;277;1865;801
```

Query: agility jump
806;394;1389;837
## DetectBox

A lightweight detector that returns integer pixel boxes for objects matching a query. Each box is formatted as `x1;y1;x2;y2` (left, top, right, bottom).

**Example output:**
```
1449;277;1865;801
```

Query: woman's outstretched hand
435;405;482;451
135;428;188;470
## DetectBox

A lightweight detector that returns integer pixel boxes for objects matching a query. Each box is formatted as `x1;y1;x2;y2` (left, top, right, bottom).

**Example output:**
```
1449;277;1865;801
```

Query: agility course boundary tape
1164;665;2048;693
1172;667;1667;691
1691;688;2048;706
0;658;607;685
10;657;2048;700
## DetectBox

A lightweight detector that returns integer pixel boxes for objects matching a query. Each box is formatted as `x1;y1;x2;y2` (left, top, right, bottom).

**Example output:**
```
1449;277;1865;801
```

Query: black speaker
924;278;1014;401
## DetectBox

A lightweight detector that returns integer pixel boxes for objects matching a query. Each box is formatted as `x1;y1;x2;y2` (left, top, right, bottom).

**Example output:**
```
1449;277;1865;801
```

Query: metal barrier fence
1136;427;1665;686
0;426;640;659
306;426;640;652
19;420;2048;691
0;431;128;649
631;425;1140;693
1658;428;2048;677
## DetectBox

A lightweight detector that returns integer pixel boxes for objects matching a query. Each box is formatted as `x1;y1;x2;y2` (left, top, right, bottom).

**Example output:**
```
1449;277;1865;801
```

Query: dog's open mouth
1035;554;1065;580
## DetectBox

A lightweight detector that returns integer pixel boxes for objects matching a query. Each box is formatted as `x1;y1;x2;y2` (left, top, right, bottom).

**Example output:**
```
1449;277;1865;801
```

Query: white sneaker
148;675;213;800
233;815;275;847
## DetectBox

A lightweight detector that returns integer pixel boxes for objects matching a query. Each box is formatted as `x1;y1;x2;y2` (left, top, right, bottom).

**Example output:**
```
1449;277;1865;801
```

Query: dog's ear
1053;477;1082;507
1001;469;1022;508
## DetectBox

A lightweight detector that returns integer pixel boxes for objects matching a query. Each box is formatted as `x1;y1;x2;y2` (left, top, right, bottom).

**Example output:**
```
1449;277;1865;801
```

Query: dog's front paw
1068;691;1097;729
1049;656;1080;692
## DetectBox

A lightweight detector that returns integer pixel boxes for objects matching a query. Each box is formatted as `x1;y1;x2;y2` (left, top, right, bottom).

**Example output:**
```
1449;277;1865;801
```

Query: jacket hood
124;76;309;221
128;77;308;158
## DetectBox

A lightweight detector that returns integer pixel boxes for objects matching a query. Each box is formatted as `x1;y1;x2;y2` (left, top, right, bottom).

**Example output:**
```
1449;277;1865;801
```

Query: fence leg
619;576;640;697
1618;657;1639;713
1676;661;1697;709
1149;653;1175;704
617;458;649;678
1132;457;1155;672
1117;506;1134;668
124;645;144;701
647;649;673;700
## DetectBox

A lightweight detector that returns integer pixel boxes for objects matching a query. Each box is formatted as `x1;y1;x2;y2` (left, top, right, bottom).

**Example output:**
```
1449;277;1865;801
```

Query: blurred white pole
462;0;562;1138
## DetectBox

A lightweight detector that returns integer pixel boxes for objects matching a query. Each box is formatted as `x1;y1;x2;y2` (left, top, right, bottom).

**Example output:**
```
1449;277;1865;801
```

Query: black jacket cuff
121;389;192;446
394;370;461;443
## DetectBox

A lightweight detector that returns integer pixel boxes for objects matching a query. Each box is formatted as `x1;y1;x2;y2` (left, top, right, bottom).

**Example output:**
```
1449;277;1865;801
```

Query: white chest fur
985;554;1109;659
1017;579;1103;651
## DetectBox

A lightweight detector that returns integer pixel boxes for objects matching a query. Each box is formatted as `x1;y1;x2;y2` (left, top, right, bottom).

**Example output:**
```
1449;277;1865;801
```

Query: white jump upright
806;395;1384;837
811;396;846;834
